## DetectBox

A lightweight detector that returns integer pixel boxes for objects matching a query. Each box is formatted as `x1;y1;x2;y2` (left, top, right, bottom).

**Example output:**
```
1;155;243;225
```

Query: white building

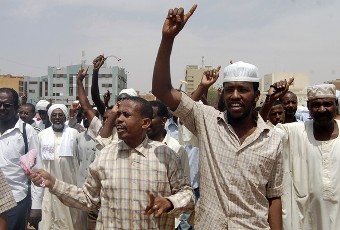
24;64;127;106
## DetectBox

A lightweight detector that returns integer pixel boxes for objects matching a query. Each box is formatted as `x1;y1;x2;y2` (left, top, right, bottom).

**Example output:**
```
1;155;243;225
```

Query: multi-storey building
185;65;212;94
0;74;25;96
19;63;127;106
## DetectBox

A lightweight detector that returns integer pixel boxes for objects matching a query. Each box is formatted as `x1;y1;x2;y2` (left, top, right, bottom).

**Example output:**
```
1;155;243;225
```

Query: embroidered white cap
223;61;259;83
307;84;336;100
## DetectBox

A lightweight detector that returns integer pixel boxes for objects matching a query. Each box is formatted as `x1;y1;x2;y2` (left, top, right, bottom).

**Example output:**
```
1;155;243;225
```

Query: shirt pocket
2;137;24;162
245;152;277;188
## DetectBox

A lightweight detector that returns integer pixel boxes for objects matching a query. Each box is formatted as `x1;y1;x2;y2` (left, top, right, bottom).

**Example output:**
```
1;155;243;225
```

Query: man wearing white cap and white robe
38;104;84;230
152;5;284;229
262;83;340;230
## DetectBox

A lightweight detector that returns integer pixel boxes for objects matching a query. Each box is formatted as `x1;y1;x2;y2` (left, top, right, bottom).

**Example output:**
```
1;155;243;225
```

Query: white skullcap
35;100;50;112
118;88;137;97
223;61;259;83
47;104;69;122
307;84;336;100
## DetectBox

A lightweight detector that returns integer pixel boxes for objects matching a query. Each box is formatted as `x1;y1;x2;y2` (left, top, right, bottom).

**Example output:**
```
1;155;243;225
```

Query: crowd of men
1;4;340;230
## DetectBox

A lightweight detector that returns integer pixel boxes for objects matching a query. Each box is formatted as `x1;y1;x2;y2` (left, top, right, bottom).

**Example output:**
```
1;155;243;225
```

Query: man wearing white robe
38;104;84;230
261;83;340;230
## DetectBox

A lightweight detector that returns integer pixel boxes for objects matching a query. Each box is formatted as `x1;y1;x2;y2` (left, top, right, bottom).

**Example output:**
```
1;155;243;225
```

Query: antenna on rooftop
81;50;86;66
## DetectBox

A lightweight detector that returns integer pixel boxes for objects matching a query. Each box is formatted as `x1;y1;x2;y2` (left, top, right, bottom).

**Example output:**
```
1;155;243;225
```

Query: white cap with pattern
307;84;336;100
223;61;259;83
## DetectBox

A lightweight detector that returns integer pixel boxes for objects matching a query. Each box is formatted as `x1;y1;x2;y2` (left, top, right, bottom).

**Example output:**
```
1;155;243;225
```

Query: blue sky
1;0;339;92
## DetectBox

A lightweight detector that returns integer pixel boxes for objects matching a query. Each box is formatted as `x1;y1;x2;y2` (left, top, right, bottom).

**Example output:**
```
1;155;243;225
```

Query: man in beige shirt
30;97;194;230
152;5;283;229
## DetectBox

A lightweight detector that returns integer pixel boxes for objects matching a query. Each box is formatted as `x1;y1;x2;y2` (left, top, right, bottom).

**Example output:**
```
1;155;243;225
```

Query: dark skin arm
268;197;282;230
99;105;118;138
103;90;111;109
190;66;221;103
259;78;294;120
152;5;197;111
77;67;96;123
21;91;27;105
91;55;107;117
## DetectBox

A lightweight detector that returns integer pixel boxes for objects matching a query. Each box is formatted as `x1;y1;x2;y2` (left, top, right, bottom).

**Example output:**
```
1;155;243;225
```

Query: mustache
314;111;333;119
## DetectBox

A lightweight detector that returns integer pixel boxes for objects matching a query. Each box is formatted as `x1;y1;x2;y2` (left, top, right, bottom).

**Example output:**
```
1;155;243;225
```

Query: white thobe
38;127;84;230
278;120;340;230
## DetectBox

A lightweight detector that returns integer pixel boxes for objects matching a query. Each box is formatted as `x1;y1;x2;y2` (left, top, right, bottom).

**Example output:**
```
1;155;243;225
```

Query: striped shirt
173;93;283;229
51;136;194;230
0;169;16;214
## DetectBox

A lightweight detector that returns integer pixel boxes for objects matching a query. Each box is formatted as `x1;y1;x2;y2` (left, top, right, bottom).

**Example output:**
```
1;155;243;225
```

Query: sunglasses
19;111;34;116
0;103;13;109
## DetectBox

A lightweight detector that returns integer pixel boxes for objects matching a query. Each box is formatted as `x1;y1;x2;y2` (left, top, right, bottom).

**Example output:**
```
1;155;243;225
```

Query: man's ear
142;118;151;129
254;90;260;103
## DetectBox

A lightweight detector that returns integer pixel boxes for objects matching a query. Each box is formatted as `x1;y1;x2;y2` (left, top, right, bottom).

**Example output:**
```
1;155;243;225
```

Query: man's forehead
51;108;64;114
223;81;253;87
283;92;297;100
0;92;13;101
309;97;336;103
118;100;138;111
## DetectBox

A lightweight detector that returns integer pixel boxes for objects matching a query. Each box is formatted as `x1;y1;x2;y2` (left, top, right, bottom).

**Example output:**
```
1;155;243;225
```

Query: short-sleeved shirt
51;137;194;229
173;93;283;229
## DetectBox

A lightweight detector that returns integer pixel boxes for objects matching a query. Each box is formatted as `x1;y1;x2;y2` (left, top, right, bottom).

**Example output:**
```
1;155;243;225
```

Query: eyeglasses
19;111;34;116
0;103;13;109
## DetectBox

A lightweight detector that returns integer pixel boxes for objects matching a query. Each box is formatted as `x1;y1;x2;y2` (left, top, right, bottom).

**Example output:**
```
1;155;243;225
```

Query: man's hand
103;90;111;107
21;91;27;105
93;55;107;71
29;209;42;230
69;100;81;118
267;77;294;102
162;5;197;39
144;192;174;218
29;169;56;189
200;65;221;88
77;66;89;82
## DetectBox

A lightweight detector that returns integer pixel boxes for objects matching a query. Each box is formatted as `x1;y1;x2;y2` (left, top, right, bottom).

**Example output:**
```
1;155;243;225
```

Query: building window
53;74;67;78
30;81;38;84
53;84;63;87
102;84;112;87
99;74;112;78
29;90;35;93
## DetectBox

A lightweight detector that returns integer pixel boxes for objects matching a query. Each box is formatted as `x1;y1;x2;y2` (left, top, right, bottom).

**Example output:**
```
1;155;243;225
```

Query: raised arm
152;5;197;110
259;78;294;121
91;55;107;117
190;66;221;103
77;67;96;122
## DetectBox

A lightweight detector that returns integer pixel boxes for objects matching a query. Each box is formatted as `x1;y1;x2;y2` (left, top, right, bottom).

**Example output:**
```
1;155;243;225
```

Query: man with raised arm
152;5;283;229
30;97;194;230
261;82;340;230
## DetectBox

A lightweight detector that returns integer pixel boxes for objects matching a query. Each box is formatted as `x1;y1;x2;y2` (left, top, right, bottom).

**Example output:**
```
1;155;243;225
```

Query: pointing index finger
184;4;197;22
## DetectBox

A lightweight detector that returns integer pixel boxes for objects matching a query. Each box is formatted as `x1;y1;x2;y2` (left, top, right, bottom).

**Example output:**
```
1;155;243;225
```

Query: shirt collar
217;111;271;133
118;136;150;157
